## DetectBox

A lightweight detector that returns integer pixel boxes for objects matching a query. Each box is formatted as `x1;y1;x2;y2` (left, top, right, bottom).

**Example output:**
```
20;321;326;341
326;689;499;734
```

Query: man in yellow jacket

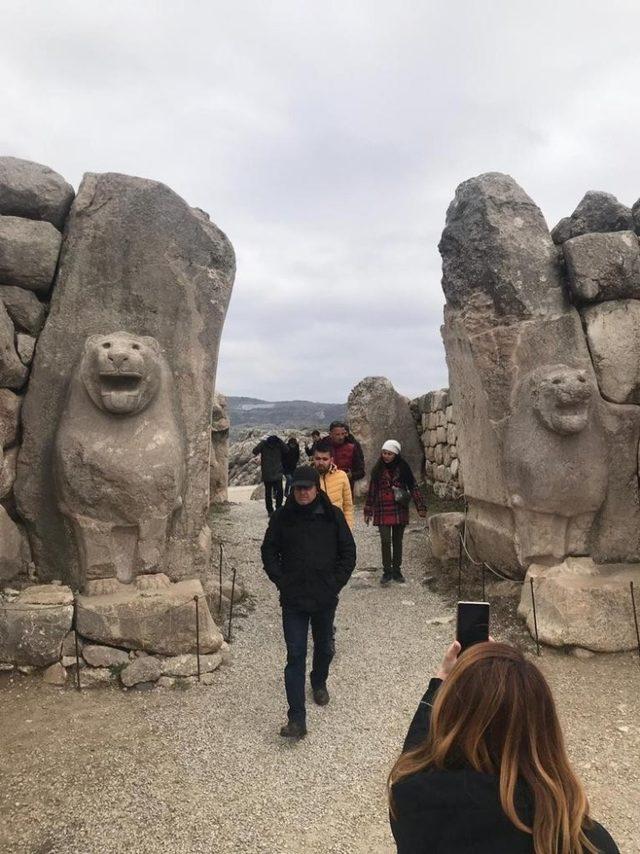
313;438;354;530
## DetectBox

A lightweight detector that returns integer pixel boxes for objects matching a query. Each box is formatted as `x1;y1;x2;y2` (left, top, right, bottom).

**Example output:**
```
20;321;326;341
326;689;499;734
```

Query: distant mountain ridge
227;396;347;430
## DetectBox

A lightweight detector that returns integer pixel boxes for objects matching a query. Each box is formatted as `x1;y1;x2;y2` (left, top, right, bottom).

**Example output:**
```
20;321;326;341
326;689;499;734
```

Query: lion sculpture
54;331;184;589
504;364;608;565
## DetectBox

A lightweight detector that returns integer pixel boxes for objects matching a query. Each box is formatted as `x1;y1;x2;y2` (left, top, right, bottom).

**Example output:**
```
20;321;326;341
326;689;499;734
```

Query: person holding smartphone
388;641;619;854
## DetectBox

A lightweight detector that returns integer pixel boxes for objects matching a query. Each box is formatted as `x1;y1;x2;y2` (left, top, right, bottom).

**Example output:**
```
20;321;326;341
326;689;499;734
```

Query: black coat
252;435;286;482
390;680;619;854
282;442;300;474
261;492;356;612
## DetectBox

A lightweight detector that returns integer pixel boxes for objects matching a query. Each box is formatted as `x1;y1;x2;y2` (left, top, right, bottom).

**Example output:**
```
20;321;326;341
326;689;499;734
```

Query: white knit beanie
382;439;401;455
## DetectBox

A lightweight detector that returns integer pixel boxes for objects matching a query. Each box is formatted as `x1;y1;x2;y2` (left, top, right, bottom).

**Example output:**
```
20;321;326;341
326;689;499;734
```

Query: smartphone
456;601;490;652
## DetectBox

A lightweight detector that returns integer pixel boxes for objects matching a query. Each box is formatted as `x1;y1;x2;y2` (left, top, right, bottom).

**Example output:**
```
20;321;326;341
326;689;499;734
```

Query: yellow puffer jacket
317;464;354;529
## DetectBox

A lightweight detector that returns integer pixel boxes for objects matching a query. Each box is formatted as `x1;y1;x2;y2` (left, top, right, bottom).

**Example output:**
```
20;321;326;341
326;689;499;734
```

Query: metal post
630;581;640;660
530;577;541;656
73;598;81;691
227;567;237;643
194;595;201;682
218;542;224;616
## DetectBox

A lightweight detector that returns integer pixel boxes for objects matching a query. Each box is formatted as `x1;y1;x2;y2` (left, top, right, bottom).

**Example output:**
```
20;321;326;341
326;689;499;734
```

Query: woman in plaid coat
364;439;427;586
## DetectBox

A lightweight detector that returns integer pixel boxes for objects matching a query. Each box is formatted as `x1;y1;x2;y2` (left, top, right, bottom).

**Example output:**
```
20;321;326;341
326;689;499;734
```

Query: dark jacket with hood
261;491;356;612
390;680;619;854
282;440;301;474
252;435;287;482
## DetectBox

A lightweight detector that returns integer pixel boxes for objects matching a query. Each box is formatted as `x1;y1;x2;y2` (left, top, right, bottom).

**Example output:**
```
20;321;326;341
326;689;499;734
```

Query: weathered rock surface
0;506;29;581
518;558;640;651
15;172;235;584
210;391;229;504
160;652;222;677
0;388;21;448
428;512;464;561
0;584;73;665
0;157;74;230
582;300;640;404
439;172;566;326
564;231;640;303
347;376;423;496
16;333;35;365
75;577;223;655
0;299;28;388
82;644;130;668
0;285;46;335
0;215;61;294
120;656;162;687
79;667;115;688
551;191;634;243
0;445;18;499
43;661;67;685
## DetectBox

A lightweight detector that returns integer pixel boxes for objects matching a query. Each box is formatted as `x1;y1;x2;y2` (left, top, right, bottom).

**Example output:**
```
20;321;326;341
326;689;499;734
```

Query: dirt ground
0;491;638;853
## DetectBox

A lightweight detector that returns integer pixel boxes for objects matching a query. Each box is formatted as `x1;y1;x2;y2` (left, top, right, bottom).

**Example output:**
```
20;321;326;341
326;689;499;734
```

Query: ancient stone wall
410;389;462;499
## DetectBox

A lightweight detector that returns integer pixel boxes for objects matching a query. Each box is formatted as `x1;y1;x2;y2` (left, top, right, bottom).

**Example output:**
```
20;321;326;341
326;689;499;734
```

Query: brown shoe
313;686;330;706
280;720;307;739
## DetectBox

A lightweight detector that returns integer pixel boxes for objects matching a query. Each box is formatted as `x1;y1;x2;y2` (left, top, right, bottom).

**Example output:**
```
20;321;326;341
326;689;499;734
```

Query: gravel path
1;495;639;853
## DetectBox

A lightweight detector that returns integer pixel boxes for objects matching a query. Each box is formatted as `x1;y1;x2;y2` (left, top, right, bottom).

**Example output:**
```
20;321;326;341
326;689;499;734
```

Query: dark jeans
282;605;336;724
264;479;283;514
379;524;406;574
284;472;294;497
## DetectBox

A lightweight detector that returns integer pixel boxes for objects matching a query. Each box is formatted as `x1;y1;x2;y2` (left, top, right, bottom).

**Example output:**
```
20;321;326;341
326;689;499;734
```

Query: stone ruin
410;388;462;500
0;156;239;687
437;172;640;652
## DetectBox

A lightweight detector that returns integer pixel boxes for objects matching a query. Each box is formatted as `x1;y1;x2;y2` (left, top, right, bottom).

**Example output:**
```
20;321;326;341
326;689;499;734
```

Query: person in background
252;434;287;517
327;421;365;492
305;429;321;459
261;466;356;739
282;435;301;497
313;438;354;530
364;439;426;585
388;640;619;854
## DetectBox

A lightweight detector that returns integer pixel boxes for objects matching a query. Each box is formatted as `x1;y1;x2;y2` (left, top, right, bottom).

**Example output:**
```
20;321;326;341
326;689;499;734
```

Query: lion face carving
531;365;594;435
80;331;163;415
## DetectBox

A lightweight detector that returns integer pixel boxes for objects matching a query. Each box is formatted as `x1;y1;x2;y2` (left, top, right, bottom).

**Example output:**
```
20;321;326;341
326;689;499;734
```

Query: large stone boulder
0;215;61;295
210;392;229;504
428;512;464;561
0;157;74;230
75;575;223;655
582;301;640;404
15;172;235;585
551;191;634;243
0;584;73;665
347;376;423;496
0;388;21;448
564;231;640;303
439;172;565;325
0;299;28;389
518;558;640;652
0;285;46;335
0;505;30;582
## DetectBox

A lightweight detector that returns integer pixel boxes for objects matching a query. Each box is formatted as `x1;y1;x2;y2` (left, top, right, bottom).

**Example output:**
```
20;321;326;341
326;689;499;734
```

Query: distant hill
227;396;347;431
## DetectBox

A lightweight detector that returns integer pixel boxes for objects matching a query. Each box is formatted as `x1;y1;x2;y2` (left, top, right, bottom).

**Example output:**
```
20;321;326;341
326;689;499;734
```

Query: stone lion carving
505;364;608;564
54;331;184;589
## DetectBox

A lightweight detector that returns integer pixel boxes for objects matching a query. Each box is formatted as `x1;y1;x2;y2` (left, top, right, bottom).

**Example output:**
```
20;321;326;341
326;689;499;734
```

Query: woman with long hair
388;641;619;853
364;439;426;585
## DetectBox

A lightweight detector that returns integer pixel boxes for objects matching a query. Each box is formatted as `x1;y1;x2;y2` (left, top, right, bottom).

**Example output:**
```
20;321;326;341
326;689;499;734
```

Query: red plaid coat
364;467;426;526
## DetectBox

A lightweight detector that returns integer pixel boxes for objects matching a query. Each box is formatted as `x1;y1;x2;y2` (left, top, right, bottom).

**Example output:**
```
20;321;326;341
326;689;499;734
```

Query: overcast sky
3;1;640;402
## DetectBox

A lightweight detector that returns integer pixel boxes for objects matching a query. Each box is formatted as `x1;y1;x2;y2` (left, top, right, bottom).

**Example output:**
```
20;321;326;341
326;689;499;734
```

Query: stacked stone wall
410;388;462;499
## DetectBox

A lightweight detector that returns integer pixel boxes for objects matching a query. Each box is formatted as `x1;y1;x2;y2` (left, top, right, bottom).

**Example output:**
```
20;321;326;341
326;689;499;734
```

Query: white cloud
2;1;640;401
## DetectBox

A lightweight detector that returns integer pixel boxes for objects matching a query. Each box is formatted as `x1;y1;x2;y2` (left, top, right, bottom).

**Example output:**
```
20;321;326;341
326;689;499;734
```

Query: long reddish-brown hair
388;643;599;854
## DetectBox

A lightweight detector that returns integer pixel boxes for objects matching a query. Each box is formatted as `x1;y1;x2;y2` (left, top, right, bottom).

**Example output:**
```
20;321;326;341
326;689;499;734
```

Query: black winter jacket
261;492;356;611
252;435;286;482
282;441;300;474
390;679;619;854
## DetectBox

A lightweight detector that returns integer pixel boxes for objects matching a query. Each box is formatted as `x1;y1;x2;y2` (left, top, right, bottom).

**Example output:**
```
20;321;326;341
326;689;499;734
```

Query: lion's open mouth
99;373;142;393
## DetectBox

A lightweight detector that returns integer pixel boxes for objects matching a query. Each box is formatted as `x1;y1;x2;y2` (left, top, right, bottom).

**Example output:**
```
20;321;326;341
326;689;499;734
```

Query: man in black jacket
252;434;287;516
261;465;356;739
